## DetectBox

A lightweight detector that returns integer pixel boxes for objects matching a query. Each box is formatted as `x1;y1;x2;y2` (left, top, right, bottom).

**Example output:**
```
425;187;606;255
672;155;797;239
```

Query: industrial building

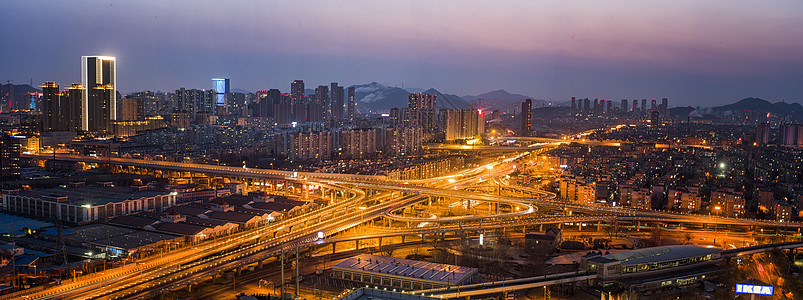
332;254;478;291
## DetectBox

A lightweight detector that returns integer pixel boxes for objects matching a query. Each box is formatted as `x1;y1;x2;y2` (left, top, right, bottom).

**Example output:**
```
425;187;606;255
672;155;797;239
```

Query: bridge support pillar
188;283;192;293
578;223;582;231
539;224;543;231
401;235;404;243
637;221;641;232
259;260;264;269
597;222;601;232
332;242;336;254
356;240;360;250
237;267;242;276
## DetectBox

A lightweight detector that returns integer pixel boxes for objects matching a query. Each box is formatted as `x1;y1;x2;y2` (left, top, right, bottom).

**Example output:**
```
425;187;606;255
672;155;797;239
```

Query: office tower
291;80;305;103
521;99;532;136
651;99;657;111
606;100;612;115
756;122;770;145
347;86;356;123
120;98;144;121
212;78;230;109
41;82;65;132
641;99;647;113
621;99;628;114
81;56;116;132
632;99;638;112
571;97;576;112
593;99;599;115
67;84;83;131
662;98;668;111
406;93;437;132
331;82;345;121
0;134;21;181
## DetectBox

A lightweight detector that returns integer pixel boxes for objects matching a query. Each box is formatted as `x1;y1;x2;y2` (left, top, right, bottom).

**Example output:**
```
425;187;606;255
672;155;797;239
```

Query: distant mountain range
668;97;803;121
351;83;548;112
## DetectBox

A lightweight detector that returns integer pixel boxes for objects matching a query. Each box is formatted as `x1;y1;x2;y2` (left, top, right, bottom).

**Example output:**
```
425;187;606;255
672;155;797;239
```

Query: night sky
2;0;802;106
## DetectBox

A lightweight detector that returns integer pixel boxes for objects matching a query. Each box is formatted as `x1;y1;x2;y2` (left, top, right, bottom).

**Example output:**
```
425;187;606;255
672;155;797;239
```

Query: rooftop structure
584;245;722;280
2;186;175;224
332;254;478;291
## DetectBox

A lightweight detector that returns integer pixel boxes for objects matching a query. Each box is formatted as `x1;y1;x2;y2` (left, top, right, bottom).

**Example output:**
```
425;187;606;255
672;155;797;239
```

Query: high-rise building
632;99;638;112
331;82;345;120
291;80;305;103
780;124;798;146
81;56;116;132
66;84;83;131
406;93;438;132
347;86;356;123
641;99;647;113
520;99;532;136
41;82;66;132
621;99;628;114
661;98;669;113
212;78;230;108
571;97;577;112
583;98;591;115
650;99;657;112
311;85;328;123
606;100;612;115
120;98;144;121
756;122;770;145
442;109;484;141
0;134;21;181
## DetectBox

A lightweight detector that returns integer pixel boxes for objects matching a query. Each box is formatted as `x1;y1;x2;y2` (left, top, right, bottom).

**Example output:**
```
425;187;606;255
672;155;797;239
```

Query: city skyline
2;1;803;106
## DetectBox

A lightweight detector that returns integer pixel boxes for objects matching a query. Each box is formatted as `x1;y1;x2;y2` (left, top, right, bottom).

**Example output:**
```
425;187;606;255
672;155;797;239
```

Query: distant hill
352;82;410;112
422;88;470;110
462;89;547;112
712;97;803;120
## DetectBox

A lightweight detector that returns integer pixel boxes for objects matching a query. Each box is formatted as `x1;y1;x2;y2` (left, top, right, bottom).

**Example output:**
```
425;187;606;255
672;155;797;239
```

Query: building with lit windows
1;185;176;224
212;78;230;110
289;131;332;160
82;56;116;133
0;134;21;181
583;245;723;291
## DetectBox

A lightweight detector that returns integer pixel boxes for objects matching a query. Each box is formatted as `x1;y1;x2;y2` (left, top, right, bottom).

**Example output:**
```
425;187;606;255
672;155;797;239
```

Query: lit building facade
82;56;116;133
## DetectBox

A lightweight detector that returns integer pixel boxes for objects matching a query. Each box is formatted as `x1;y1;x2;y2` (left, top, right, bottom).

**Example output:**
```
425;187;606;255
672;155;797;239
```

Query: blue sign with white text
735;283;773;295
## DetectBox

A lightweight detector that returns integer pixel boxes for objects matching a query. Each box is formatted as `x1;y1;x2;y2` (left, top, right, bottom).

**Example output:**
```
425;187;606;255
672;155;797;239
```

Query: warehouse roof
333;254;477;285
588;245;721;266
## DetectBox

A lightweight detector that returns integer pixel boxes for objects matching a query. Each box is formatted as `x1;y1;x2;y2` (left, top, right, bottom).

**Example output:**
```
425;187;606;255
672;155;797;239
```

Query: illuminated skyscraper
212;78;230;109
81;56;116;132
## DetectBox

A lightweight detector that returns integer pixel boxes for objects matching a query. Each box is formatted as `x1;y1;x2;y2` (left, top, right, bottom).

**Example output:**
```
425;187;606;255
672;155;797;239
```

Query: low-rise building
2;186;175;224
332;254;478;290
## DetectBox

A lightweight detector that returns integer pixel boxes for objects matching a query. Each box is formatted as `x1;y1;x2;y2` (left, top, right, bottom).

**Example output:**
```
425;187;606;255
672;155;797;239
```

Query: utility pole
295;243;300;300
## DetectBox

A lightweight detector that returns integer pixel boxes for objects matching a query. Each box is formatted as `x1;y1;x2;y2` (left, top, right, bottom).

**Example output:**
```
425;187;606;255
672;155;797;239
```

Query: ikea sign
735;283;773;295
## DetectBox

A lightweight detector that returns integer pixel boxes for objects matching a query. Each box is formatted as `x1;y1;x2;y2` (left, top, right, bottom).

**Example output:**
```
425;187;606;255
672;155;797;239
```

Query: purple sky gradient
1;0;802;106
